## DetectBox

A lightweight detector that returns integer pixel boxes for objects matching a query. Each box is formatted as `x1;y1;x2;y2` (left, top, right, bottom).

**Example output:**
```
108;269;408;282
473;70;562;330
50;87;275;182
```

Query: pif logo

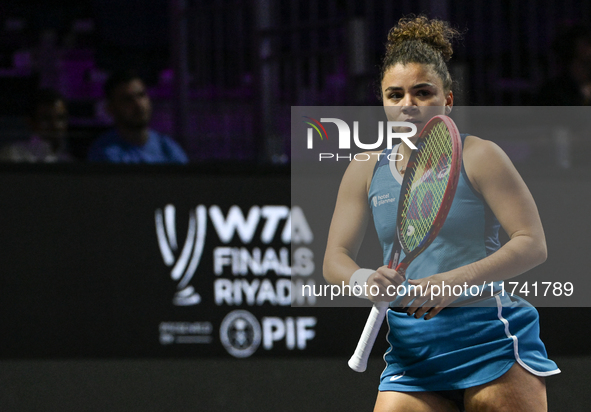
303;117;418;150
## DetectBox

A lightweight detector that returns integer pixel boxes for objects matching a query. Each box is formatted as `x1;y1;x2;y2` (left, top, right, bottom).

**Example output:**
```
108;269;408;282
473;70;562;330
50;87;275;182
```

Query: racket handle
348;301;389;372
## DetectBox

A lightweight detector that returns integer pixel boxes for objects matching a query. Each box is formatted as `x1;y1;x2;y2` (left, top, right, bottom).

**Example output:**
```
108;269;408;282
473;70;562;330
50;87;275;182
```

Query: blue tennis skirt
379;295;560;392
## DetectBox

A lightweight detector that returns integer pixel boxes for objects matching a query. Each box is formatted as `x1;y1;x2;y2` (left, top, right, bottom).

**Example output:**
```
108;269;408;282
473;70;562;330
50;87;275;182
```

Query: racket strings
400;123;453;251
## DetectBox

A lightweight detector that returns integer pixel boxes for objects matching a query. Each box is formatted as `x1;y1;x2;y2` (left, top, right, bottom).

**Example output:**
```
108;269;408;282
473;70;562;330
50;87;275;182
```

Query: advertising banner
0;166;384;358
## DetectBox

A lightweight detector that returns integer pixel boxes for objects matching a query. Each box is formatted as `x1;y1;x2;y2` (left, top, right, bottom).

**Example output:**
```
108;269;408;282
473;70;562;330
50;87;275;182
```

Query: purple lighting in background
60;49;100;100
0;0;591;164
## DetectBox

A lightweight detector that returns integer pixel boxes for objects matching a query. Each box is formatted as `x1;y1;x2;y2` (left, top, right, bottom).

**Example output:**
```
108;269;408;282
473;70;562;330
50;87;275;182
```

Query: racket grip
348;301;389;372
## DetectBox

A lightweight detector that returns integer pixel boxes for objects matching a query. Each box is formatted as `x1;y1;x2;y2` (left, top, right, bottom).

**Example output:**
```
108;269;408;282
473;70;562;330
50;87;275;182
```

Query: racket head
395;115;462;266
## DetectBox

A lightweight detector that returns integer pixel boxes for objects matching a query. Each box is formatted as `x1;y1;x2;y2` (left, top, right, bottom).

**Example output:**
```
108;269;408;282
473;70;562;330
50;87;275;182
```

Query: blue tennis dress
369;136;560;392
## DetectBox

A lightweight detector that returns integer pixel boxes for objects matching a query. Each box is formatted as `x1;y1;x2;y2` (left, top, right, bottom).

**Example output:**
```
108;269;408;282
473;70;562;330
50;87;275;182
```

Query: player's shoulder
463;135;508;163
463;135;516;191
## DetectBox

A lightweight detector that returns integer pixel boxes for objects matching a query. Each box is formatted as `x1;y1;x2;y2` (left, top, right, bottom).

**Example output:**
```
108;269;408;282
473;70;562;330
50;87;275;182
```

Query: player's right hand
367;265;405;302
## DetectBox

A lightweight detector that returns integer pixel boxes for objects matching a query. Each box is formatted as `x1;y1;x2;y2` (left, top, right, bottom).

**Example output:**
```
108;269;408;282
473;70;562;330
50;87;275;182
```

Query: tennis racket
348;114;462;372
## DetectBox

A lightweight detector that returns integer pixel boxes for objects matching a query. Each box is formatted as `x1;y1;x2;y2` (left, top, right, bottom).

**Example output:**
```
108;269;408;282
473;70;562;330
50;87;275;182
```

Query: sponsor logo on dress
373;193;396;208
389;371;406;381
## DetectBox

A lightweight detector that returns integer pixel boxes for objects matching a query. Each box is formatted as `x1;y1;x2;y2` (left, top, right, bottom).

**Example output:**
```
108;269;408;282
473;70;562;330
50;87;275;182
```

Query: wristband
349;268;375;298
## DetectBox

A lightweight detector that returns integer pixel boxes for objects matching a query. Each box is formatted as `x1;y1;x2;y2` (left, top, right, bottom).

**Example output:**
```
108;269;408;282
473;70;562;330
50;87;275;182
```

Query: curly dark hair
379;15;462;97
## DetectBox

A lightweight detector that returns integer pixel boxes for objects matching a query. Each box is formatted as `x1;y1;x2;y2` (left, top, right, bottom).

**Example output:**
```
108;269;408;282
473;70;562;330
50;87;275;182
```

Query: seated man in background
0;88;73;162
87;70;188;163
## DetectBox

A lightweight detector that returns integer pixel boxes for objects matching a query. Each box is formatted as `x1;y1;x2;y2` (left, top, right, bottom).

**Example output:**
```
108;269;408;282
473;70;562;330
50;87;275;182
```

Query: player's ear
445;90;453;114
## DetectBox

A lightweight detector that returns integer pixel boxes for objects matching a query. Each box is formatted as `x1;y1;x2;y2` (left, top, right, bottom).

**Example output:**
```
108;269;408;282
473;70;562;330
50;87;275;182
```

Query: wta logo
155;205;206;306
303;116;418;151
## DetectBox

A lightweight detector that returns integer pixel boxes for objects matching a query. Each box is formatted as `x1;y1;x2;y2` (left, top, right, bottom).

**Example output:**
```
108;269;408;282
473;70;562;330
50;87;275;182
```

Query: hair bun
386;15;460;61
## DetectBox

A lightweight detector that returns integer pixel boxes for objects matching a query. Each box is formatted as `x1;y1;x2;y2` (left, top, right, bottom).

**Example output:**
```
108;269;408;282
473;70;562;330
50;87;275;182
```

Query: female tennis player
323;16;559;412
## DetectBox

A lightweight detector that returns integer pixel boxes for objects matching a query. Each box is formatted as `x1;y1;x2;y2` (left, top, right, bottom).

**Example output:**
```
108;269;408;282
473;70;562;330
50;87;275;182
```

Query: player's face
108;79;152;130
381;63;453;132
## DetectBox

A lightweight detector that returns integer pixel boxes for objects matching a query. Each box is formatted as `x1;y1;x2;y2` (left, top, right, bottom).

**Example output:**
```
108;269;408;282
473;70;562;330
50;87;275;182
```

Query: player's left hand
399;273;459;320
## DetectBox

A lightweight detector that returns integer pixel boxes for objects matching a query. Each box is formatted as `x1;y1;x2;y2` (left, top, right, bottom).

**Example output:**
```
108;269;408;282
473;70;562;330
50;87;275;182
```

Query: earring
445;106;452;114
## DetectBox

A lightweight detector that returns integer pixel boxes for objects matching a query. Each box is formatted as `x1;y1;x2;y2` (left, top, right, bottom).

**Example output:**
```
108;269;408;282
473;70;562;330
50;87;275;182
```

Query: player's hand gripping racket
348;115;463;372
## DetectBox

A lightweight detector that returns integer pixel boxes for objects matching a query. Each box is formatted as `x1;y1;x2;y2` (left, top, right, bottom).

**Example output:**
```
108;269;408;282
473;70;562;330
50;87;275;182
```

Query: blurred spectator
87;70;188;163
0;88;73;162
534;24;591;105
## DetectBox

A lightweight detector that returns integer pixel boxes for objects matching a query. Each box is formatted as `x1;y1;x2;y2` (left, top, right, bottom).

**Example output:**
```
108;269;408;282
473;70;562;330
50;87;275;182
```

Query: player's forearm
322;249;361;286
450;234;547;286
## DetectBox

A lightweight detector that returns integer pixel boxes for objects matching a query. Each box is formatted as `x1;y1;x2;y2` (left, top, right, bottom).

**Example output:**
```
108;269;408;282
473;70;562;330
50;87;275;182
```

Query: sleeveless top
368;134;501;305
